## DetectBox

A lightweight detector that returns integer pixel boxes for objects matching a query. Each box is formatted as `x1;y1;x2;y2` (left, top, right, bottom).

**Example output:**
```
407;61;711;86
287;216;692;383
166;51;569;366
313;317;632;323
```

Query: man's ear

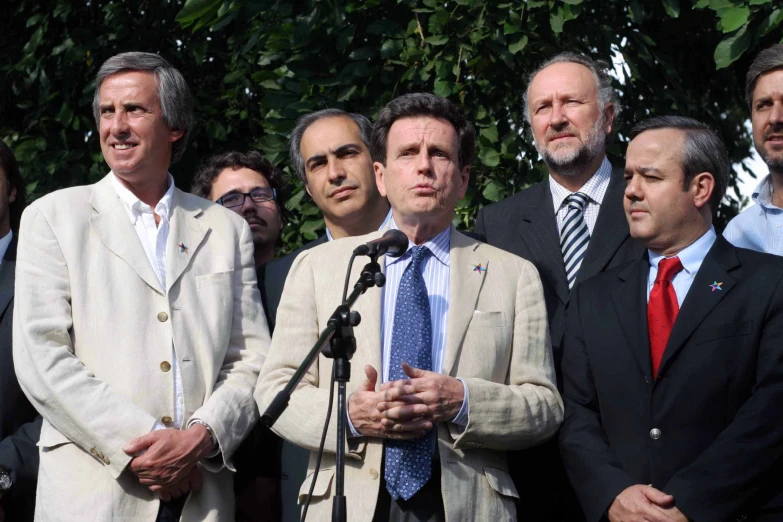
169;128;185;143
691;172;716;210
603;103;616;136
374;162;388;198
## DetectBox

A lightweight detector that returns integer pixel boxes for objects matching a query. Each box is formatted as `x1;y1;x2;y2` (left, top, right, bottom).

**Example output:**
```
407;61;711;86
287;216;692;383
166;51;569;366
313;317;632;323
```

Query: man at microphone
256;93;563;521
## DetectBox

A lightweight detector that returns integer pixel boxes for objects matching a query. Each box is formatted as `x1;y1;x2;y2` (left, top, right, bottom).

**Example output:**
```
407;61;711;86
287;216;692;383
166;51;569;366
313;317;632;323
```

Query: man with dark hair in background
560;116;783;522
192;150;287;522
725;44;783;255
0;138;35;522
262;108;391;521
474;52;644;521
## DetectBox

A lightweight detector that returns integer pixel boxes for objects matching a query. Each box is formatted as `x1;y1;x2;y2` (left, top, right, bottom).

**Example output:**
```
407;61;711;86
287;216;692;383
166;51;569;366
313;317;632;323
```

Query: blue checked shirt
347;219;469;436
724;175;783;256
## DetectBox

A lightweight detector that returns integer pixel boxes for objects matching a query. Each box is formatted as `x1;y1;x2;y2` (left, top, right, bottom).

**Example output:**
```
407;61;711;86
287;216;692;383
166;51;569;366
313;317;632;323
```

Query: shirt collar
325;206;393;242
0;230;13;264
751;174;778;210
549;156;612;211
648;226;717;276
386;217;451;268
111;172;175;225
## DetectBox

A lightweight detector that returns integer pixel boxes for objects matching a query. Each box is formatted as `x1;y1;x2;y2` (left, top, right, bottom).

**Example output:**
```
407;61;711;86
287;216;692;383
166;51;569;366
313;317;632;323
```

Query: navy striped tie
561;192;590;289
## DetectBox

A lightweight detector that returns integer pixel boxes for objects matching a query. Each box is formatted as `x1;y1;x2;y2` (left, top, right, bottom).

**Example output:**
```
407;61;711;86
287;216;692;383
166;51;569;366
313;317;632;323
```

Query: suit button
369;468;379;480
650;428;661;440
162;416;173;426
90;447;98;456
158;312;169;322
160;361;171;372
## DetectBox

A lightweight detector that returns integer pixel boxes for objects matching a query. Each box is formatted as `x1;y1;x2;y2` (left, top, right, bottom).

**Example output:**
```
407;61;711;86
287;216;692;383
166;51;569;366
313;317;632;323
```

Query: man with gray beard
474;52;644;522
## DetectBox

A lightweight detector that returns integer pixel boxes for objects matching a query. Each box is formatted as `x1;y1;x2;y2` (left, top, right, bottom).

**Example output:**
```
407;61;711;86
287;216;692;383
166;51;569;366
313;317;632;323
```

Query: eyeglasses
217;188;277;208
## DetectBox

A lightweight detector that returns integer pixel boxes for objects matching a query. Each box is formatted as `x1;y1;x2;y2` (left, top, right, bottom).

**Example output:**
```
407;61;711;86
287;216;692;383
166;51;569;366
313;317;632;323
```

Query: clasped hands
608;485;689;522
347;362;465;439
122;424;213;501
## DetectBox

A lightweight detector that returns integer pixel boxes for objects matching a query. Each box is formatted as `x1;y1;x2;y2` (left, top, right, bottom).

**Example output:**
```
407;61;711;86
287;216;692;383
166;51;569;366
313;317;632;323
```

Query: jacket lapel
518;181;570;305
89;175;164;294
443;229;487;376
166;189;209;293
657;236;739;376
611;256;653;377
576;167;630;284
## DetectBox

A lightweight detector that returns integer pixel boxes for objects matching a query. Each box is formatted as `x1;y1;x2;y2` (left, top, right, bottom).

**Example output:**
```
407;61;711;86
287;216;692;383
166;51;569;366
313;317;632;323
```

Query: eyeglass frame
216;188;277;209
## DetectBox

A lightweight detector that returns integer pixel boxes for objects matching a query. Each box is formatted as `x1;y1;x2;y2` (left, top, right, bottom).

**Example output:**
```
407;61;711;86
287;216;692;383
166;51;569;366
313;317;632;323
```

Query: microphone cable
300;252;357;521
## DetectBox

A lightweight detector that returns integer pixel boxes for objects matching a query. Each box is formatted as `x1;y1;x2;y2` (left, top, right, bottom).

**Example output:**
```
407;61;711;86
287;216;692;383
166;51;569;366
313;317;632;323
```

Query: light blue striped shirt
347;219;468;436
724;175;783;256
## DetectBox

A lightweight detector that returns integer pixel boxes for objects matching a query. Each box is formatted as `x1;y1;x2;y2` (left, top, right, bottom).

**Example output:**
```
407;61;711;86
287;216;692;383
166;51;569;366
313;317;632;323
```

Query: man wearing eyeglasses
191;150;288;522
192;151;287;270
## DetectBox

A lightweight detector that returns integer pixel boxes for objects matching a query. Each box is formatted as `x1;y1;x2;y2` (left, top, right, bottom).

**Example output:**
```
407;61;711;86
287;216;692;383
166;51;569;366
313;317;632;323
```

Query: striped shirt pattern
723;174;783;256
550;156;613;235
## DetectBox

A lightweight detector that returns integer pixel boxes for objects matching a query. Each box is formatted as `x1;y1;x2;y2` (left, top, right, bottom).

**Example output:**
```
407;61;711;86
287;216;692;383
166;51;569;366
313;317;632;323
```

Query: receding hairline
527;61;602;102
300;116;370;160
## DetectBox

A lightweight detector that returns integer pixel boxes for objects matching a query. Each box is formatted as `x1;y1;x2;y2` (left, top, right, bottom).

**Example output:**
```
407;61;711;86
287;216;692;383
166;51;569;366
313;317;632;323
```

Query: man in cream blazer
13;52;269;521
256;93;563;521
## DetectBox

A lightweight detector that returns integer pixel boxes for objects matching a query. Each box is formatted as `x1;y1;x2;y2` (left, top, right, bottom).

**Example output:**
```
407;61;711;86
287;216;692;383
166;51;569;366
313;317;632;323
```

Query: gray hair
630;115;729;216
746;44;783;110
93;52;193;163
523;52;621;127
288;109;373;184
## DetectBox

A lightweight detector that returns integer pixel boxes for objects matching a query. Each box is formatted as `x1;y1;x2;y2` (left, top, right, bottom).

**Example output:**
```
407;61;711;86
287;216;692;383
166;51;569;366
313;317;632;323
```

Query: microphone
353;229;409;258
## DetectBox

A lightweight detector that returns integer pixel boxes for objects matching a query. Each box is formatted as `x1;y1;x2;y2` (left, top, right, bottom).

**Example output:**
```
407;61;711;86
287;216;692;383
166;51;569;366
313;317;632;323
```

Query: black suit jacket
474;166;643;521
260;235;328;333
0;237;41;522
559;236;783;522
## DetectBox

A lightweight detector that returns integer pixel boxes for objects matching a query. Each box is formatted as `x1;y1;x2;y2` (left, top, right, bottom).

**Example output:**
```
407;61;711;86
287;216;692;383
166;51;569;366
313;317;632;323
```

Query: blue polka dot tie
384;245;434;501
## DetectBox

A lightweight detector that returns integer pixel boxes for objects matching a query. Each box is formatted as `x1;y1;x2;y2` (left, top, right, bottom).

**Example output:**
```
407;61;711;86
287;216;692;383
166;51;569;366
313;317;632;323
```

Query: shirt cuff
450;378;469;428
346;392;363;438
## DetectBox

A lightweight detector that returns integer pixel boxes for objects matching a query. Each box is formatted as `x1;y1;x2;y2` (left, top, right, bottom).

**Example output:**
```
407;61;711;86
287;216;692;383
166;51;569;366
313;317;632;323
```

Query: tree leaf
749;0;771;5
759;8;783;36
433;79;452;97
662;0;680;18
714;23;751;69
508;35;528;54
425;35;449;46
559;0;583;4
550;9;565;34
478;148;501;167
480;125;499;143
718;6;750;33
175;0;221;24
482;179;506;201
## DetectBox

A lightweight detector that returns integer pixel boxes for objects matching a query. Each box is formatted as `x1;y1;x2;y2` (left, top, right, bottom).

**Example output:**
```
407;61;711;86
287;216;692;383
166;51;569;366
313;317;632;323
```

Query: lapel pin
472;263;486;274
178;243;188;254
709;281;723;292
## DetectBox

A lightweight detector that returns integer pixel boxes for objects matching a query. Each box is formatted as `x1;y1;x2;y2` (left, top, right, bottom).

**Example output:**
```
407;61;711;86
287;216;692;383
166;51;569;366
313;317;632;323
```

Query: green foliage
2;0;782;255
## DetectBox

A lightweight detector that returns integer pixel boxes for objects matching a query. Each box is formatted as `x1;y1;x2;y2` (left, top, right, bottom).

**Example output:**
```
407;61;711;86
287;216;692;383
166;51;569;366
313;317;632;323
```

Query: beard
535;116;607;178
756;140;783;172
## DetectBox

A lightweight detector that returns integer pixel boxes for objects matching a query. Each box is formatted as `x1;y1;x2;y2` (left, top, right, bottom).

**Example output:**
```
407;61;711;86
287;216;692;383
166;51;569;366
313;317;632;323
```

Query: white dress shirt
647;227;717;306
0;230;13;267
111;173;184;432
550;156;613;235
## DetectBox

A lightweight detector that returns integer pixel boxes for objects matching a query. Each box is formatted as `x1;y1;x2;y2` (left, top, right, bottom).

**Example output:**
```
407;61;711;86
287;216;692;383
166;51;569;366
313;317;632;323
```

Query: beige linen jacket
13;173;270;521
256;227;563;522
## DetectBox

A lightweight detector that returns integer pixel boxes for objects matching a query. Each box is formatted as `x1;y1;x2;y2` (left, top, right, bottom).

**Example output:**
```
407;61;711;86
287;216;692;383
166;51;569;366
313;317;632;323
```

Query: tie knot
656;256;683;283
409;245;430;267
565;192;589;211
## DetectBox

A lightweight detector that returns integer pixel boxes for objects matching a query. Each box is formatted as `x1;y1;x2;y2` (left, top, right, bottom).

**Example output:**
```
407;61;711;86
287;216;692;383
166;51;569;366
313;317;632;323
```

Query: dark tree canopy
1;0;781;253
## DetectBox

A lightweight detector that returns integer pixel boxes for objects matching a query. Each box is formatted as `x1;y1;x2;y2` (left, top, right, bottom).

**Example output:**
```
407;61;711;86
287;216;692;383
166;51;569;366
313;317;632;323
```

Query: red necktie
648;256;683;378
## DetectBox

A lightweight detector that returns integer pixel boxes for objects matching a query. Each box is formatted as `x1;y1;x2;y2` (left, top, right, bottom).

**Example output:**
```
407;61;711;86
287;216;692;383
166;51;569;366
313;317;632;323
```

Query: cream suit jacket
13;173;270;521
256;227;563;522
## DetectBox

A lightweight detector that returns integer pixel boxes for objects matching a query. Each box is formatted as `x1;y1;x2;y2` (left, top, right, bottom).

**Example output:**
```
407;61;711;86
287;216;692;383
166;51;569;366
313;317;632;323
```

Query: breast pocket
195;270;234;289
693;320;753;345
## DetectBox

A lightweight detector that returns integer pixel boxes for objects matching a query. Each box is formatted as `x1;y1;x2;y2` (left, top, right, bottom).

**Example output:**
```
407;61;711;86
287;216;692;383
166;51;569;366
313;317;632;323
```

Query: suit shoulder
733;243;783;271
28;185;93;213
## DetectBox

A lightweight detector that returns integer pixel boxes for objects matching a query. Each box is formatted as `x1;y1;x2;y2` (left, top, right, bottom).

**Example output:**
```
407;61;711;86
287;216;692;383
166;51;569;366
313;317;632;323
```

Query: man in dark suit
560;116;783;522
261;109;390;522
474;52;643;520
0;138;36;522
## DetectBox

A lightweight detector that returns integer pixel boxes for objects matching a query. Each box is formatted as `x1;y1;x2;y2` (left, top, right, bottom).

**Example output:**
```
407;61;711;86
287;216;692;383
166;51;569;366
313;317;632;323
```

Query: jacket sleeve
190;221;270;472
558;284;635;522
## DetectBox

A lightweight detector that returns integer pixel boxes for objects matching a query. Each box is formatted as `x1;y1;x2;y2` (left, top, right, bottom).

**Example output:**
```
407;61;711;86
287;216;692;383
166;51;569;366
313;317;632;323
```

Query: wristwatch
0;466;12;496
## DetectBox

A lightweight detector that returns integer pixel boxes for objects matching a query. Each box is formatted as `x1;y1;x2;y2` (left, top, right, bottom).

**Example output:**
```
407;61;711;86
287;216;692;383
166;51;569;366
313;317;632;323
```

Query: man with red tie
559;115;783;522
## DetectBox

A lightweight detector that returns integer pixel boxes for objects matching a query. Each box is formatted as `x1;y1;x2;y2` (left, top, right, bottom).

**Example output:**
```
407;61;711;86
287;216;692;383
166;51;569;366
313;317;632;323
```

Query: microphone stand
261;256;386;522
